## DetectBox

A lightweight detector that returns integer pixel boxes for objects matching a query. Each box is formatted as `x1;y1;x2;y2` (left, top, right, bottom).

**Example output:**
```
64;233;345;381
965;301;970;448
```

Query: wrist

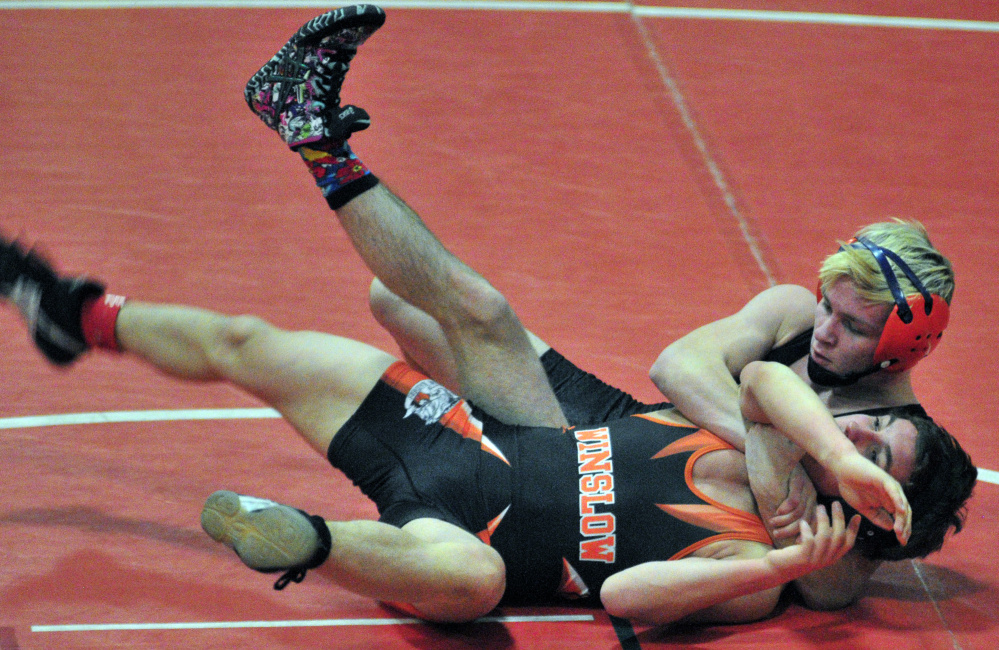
817;438;858;471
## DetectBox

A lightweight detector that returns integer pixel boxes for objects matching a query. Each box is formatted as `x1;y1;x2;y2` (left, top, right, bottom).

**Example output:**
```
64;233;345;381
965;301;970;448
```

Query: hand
769;464;817;543
828;452;911;545
765;502;861;580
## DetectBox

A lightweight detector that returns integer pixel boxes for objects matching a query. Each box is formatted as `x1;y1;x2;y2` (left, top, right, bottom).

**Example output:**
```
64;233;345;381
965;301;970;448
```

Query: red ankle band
81;293;126;351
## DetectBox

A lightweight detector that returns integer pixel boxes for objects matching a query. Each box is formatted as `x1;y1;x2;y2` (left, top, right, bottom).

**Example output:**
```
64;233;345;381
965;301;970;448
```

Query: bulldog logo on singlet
403;379;461;425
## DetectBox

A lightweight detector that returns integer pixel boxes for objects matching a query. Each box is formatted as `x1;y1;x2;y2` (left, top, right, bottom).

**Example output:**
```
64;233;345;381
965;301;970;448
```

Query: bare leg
337;193;566;430
116;301;395;454
369;278;553;388
316;517;505;623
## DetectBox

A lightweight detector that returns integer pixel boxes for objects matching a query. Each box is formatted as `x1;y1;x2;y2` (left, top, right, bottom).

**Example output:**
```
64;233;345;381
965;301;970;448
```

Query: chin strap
806;355;884;387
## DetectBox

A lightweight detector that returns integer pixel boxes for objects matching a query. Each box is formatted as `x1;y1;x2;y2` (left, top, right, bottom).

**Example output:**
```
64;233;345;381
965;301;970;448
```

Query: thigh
236;326;397;455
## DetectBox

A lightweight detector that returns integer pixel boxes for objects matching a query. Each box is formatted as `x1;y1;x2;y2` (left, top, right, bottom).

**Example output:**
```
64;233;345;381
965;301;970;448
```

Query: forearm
602;554;789;625
739;361;854;467
745;422;808;547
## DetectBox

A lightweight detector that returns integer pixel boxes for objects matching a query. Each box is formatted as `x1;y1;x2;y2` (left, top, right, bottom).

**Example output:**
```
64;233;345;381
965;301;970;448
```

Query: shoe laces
266;43;352;110
310;48;352;106
273;567;308;591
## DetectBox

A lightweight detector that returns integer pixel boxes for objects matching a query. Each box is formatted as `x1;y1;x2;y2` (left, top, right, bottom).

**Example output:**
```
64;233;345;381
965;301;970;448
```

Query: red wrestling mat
1;3;997;649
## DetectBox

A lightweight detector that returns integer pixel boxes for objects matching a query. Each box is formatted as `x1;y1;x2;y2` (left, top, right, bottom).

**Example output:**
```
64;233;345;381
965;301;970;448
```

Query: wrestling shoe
0;236;104;365
201;490;333;590
245;5;386;148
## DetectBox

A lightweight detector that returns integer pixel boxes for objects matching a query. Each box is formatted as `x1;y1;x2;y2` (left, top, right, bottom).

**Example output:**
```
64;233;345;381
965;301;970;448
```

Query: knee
418;546;506;623
368;278;400;327
441;271;517;337
207;314;276;371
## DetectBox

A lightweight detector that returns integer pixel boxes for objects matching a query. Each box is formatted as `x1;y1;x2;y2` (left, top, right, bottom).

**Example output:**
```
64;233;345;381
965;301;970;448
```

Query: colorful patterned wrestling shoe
245;5;386;148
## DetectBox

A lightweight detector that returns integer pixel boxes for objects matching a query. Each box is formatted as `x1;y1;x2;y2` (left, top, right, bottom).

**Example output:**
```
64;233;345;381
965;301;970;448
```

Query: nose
844;421;873;445
814;312;837;346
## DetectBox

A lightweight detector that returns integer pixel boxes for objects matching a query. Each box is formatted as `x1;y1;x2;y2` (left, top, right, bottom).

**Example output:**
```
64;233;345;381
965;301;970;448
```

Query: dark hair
827;410;976;561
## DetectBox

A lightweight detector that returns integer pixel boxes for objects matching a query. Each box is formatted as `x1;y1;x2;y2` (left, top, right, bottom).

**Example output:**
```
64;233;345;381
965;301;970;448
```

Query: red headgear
827;238;949;373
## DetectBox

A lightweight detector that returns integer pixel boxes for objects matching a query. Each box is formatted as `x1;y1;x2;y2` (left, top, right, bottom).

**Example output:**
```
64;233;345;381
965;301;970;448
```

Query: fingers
827;501;856;559
811;504;832;562
807;503;856;567
770;505;806;541
771;520;803;542
891;483;912;545
774;496;799;517
866;507;896;532
846;514;861;547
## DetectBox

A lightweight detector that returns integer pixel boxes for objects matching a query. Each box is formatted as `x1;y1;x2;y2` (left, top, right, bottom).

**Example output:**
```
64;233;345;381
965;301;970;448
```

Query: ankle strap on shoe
272;512;333;590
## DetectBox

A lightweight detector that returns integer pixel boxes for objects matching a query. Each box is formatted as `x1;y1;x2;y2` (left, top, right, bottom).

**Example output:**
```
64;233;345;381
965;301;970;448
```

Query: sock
297;140;380;209
80;293;126;351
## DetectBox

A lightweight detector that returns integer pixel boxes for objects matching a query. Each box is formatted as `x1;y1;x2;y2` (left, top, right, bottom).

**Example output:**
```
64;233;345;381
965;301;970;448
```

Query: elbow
649;344;686;396
600;574;669;625
600;573;640;621
797;587;861;612
738;359;769;386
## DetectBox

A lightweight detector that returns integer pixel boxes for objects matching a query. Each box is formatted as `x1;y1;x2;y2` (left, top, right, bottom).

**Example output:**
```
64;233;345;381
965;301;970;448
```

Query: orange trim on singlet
476;504;511;545
379;361;509;466
651;429;720;459
654;429;773;559
634;411;699;428
381;361;425;393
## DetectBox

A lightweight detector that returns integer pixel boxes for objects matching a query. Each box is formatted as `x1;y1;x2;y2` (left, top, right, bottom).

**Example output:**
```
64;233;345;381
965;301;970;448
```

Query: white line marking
0;0;998;33
32;614;595;633
629;8;776;287
976;468;999;485
0;408;280;430
632;7;999;32
911;561;964;650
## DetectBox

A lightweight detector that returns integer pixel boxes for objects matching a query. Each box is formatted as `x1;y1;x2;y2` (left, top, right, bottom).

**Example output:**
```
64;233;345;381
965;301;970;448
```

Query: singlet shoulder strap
764;327;813;366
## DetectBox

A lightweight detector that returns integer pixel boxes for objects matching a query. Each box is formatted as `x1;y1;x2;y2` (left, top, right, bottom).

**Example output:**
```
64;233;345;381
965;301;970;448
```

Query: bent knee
441;272;516;335
368;278;399;325
204;314;280;374
416;546;506;623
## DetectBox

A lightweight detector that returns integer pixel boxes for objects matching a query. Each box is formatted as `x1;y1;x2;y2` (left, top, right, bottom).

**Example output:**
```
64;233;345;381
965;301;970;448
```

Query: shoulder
743;284;815;317
739;285;816;343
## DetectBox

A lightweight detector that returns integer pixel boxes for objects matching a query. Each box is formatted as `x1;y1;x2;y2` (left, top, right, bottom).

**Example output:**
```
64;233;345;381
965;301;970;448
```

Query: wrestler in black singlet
329;359;768;606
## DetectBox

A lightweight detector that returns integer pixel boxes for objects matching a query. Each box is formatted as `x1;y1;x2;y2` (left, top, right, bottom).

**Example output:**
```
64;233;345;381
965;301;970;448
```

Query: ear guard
821;237;949;373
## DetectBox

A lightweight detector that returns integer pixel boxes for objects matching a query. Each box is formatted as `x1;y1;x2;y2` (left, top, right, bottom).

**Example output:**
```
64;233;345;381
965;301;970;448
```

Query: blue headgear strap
848;237;933;324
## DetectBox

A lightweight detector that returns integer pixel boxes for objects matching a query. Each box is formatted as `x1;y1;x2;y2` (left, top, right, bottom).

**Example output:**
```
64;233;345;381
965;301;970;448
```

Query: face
805;413;919;496
810;278;893;377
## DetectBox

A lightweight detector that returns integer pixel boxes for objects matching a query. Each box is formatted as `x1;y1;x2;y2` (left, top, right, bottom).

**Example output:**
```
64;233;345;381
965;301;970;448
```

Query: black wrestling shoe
201;490;332;590
245;5;386;148
0;236;104;365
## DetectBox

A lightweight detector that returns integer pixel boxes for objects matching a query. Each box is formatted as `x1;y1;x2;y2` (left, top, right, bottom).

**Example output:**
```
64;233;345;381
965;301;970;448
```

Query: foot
201;490;332;589
245;5;386;148
0;236;104;365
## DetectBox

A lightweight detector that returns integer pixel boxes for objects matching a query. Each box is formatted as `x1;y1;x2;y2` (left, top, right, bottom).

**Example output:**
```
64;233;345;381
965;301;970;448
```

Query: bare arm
650;284;816;450
600;505;855;625
744;420;874;609
739;360;911;543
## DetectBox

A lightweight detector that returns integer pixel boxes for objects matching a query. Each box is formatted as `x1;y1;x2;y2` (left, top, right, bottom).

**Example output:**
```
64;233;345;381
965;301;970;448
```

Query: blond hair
818;220;954;305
